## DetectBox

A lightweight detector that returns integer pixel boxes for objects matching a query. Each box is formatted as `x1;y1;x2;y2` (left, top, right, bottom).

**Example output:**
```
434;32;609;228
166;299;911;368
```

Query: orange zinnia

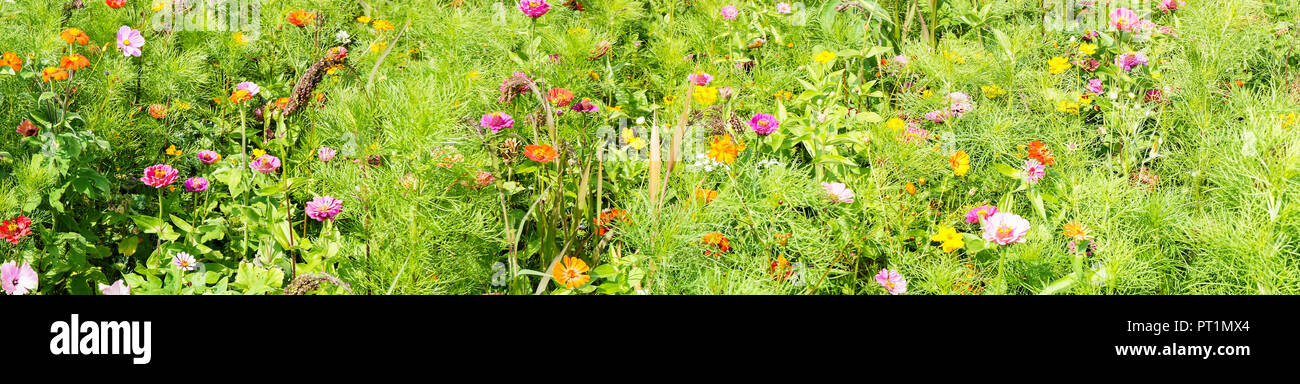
551;256;591;289
524;144;558;163
59;54;90;71
1;52;21;71
1027;140;1056;166
229;89;251;104
148;104;168;119
701;232;731;257
904;181;917;195
41;67;69;82
706;134;746;164
60;28;90;45
694;188;717;204
287;10;317;27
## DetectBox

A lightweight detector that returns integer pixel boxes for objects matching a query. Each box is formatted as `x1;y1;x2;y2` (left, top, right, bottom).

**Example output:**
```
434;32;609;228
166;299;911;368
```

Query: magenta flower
570;98;599;113
748;113;780;136
306;195;343;221
140;164;179;188
236;81;261;96
720;5;738;20
1109;8;1139;32
1086;78;1104;94
874;268;907;295
196;150;221;164
250;154;281;173
965;205;999;224
519;0;550;18
776;2;792;13
687;71;713;86
1145;87;1170;103
115;25;145;57
982;212;1030;245
98;279;130;295
480;112;515;133
1114;51;1148;71
821;182;855;203
318;146;337;162
1024;159;1046;184
1158;0;1184;12
184;177;209;192
1;261;38;295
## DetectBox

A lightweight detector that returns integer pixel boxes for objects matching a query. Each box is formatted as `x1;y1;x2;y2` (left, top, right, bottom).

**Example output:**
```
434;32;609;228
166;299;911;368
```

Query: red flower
106;0;125;8
16;120;38;137
1027;140;1056;167
593;208;628;236
0;216;33;245
547;88;574;107
524;144;558;163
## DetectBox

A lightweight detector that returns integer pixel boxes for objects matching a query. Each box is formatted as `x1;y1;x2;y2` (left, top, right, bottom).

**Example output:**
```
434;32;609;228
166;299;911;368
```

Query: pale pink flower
236;81;260;96
1024;159;1046;184
99;279;130;295
1;261;38;295
874;268;907;295
172;252;197;271
982;212;1030;245
822;182;855;203
115;25;145;57
1109;8;1139;32
318;146;337;162
720;5;739;20
776;2;792;13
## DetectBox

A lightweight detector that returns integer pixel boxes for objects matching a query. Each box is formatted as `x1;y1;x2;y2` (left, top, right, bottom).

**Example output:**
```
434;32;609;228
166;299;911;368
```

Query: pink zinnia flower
1114;51;1148;72
184;177;209;192
748;113;780;136
305;195;343;221
1024;159;1046;184
172;252;197;271
519;0;550;18
965;205;998;224
474;170;495;189
1086;78;1104;94
328;46;348;60
236;81;260;96
99;279;130;295
480;112;515;133
318;146;337;162
720;5;738;20
822;182;855;203
687;71;713;86
982;212;1030;245
1109;8;1139;32
776;2;792;14
250;154;281;173
1158;0;1184;12
115;25;145;57
139;164;179;188
874;268;907;295
1;261;38;295
196;150;221;164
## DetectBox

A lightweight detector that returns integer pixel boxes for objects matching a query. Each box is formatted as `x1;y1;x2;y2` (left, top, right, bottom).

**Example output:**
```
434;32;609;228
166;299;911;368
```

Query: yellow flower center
122;40;131;46
6;224;16;231
154;169;166;177
998;226;1012;236
529;1;539;6
758;119;769;126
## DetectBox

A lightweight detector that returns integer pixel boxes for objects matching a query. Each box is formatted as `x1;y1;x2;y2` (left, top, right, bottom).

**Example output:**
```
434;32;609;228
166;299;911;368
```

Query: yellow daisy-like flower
622;129;646;150
551;256;591;289
466;70;482;81
1056;100;1080;114
1078;43;1097;56
706;134;746;164
949;150;970;177
252;148;267;158
356;16;372;24
944;50;966;64
930;226;965;253
693;85;719;106
151;1;166;11
1281;112;1299;129
373;19;395;31
813;50;836;64
981;84;1006;99
165;145;182;157
886;117;906;130
233;32;246;46
370;41;388;53
568;27;589;36
1048;56;1072;74
920;89;933;98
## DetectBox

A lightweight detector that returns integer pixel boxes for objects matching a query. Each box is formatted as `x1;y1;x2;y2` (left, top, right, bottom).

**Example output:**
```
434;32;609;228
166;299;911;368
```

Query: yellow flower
551;256;591;289
1281;112;1299;129
943;50;966;64
1078;43;1097;56
588;71;600;81
466;70;482;81
886;117;906;130
233;32;246;46
663;95;676;104
165;145;182;157
930;226;965;253
773;90;793;101
252;148;267;158
920;89;933;98
1056;100;1080;114
373;19;395;32
568;27;589;36
622;129;646;150
949;150;970;177
981;84;1006;99
1151;72;1162;80
356;16;372;23
695;189;718;204
151;1;166;11
786;42;794;48
706;134;746;164
1048;56;1072;74
609;105;624;113
370;41;388;53
813;50;836;64
693;85;719;106
1063;222;1093;241
1078;94;1093;106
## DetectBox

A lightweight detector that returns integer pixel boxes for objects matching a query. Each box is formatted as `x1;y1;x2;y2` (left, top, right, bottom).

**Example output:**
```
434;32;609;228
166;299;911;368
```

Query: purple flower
306;195;343;221
720;5;738;20
874;268;906;295
518;0;550;18
1086;78;1104;94
688;71;713;86
250;154;281;173
570;98;599;113
318;146;337;162
480;112;515;133
1114;51;1148;71
197;150;221;164
776;2;791;13
183;177;209;192
748;113;780;136
1158;0;1184;12
965;205;998;224
116;25;145;57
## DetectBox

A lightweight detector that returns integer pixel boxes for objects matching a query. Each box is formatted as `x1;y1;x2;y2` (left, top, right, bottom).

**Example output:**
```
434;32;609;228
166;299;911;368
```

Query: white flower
335;30;352;44
172;252;197;271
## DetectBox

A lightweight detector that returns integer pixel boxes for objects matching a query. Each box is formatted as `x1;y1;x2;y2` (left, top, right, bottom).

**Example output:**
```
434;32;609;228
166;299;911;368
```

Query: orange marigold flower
148;104;167;119
287;10;317;27
229;89;251;104
706;134;746;164
523;144;558;163
61;28;90;45
41;67;69;82
1;52;21;71
701;232;731;257
59;54;90;71
904;181;917;195
1063;222;1093;242
551;255;591;289
694;188;717;204
1027;140;1057;166
373;19;395;31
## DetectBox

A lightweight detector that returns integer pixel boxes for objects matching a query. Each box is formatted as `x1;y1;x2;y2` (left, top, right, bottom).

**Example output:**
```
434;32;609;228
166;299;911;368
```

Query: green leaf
118;236;141;257
170;215;194;233
232;261;285;295
132;215;166;233
591;264;618;279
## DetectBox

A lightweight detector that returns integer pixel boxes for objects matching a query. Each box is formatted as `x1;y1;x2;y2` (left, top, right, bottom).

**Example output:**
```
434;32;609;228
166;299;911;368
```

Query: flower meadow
1;0;1298;295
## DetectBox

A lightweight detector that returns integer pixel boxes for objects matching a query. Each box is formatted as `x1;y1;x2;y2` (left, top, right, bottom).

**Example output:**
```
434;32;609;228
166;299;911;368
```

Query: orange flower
229;89;251;104
1;52;21;71
770;255;794;280
904;181;917;195
551;256;591;289
1063;222;1093;241
59;54;90;71
701;232;731;257
148;104;167;119
547;88;574;107
1027;140;1056;166
60;28;90;45
373;19;395;31
706;134;746;164
287;10;317;27
593;208;629;236
694;188;717;204
41;67;69;82
523;144;558;163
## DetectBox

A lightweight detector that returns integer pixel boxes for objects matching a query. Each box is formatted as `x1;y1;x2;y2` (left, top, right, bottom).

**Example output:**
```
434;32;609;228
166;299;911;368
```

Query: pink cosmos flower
748;113;780;136
965;205;998;224
139;164;179;188
1024;159;1046;184
480;112;515;133
874;268;907;295
250;154;281;173
822;182;855;203
720;5;738;20
1086;78;1104;94
776;2;792;14
1114;51;1148;71
99;279;130;295
1158;0;1184;12
687;71;713;86
305;195;343;221
116;25;145;57
1;261;38;295
172;252;197;271
318;146;337;162
982;212;1030;245
1109;8;1139;32
236;81;260;96
184;177;209;192
519;0;550;18
196;150;221;164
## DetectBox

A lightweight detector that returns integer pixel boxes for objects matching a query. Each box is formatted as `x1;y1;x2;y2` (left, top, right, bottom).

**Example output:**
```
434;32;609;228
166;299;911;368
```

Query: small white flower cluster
689;153;728;172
